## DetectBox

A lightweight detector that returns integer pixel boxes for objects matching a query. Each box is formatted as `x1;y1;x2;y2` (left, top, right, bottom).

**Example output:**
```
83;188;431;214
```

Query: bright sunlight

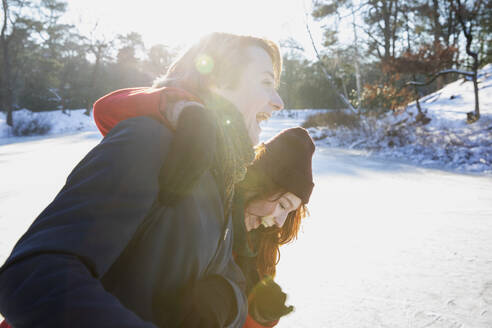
63;0;315;52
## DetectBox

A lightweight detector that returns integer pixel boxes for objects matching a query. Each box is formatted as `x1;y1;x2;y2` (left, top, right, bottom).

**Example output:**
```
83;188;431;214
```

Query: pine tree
1;0;42;125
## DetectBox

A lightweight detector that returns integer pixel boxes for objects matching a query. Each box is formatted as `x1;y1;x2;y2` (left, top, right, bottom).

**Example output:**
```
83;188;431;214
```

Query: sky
62;0;327;61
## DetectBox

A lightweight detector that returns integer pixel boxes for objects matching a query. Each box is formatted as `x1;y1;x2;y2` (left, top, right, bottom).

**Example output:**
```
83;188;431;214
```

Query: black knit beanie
251;127;315;204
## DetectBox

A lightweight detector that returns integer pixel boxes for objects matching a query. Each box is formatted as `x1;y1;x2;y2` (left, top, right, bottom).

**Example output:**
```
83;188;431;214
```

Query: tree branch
339;2;371;19
360;24;384;47
304;12;356;113
404;68;473;88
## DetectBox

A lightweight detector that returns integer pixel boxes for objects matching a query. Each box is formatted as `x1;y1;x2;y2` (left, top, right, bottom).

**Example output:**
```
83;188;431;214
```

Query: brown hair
153;32;282;95
238;144;308;278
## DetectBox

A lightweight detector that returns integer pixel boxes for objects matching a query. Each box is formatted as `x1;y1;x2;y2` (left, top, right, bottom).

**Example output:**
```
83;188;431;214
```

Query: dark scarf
232;190;266;294
202;93;254;216
232;191;260;258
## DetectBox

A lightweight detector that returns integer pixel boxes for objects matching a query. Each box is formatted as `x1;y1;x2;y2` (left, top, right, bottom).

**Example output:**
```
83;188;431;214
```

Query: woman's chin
245;216;261;232
252;219;262;230
248;122;261;145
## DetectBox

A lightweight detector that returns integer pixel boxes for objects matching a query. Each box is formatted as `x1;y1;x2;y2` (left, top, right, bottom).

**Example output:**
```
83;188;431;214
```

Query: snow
1;70;492;326
262;116;492;328
0;108;97;142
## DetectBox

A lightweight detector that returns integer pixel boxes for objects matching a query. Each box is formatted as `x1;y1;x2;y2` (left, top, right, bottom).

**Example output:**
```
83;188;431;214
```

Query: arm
211;261;285;328
0;117;170;328
221;257;249;328
234;257;289;328
177;244;249;328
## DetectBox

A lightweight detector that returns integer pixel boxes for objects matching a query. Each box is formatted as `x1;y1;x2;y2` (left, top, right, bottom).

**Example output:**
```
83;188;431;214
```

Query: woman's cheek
251;201;277;216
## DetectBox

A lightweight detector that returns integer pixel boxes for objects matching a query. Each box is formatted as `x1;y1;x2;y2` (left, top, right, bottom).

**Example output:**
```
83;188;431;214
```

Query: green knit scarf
202;92;255;216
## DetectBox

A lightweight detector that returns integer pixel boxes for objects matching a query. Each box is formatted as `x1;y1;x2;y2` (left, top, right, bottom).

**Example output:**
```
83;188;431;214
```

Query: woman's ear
209;80;235;98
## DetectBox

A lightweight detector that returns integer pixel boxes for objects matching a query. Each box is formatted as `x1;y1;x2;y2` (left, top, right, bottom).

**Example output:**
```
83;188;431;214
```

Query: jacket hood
92;86;200;136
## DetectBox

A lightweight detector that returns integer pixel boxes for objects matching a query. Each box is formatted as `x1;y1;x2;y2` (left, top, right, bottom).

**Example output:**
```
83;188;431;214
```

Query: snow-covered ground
0;108;96;143
263;114;492;328
1;68;492;325
301;64;492;174
1;109;492;327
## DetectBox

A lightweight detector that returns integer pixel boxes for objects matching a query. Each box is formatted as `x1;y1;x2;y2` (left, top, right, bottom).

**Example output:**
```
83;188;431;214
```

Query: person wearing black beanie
173;127;315;328
232;126;316;328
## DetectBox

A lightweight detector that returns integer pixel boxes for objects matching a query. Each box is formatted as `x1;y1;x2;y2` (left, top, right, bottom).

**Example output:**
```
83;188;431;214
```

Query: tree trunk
450;0;481;121
352;5;362;112
1;0;14;126
382;0;392;59
432;0;444;89
6;105;13;126
412;75;422;114
341;77;349;101
472;57;480;119
305;18;356;113
85;44;105;115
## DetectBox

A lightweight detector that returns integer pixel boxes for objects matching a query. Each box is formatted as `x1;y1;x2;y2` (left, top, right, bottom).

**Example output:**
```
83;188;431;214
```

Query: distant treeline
308;0;491;116
1;0;491;127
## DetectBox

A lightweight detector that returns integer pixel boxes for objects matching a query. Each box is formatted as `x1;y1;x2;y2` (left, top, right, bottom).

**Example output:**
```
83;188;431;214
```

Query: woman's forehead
244;46;274;76
265;191;301;207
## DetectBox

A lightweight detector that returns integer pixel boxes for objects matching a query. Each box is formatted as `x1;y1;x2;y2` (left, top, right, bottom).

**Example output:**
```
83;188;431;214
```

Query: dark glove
158;105;217;206
248;276;294;325
178;275;237;328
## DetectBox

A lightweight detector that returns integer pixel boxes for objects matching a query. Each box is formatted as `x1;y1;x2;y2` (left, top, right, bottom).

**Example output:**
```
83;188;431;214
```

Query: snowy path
0;131;102;264
1;118;492;327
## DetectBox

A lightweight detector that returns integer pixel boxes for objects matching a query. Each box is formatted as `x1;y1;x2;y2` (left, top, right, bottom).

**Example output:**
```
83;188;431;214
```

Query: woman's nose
270;91;284;111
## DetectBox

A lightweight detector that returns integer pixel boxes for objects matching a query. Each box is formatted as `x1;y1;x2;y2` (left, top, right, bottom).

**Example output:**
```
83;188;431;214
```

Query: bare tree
305;15;356;113
1;0;15;126
449;0;485;122
351;3;363;110
84;24;113;115
1;0;46;126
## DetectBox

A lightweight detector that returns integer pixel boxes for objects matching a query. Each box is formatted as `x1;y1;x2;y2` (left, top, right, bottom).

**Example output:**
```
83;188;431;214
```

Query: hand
248;276;294;325
158;105;217;206
177;275;237;328
164;101;204;128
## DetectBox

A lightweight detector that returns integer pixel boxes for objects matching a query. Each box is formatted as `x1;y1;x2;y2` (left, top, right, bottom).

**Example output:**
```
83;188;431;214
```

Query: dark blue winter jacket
0;117;247;327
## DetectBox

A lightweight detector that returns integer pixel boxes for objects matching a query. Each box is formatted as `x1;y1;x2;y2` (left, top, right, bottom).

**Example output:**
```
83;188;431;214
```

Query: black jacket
0;117;247;327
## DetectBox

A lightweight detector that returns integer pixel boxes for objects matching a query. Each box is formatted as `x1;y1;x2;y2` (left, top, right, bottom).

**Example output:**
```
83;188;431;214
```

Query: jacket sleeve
0;117;171;328
220;257;249;328
232;257;278;328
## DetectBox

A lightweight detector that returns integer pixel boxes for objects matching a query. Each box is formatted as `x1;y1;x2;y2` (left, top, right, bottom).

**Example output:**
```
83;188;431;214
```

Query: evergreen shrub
12;116;52;136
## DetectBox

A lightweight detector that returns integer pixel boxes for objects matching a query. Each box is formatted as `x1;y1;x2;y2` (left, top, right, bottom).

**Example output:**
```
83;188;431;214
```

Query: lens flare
195;54;214;75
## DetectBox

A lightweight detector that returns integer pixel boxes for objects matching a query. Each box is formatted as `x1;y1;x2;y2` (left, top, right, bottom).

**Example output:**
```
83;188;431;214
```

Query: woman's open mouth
256;112;271;124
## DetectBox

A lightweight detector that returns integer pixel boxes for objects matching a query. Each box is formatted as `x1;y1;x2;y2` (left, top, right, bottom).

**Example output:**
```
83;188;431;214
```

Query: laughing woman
233;127;315;328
